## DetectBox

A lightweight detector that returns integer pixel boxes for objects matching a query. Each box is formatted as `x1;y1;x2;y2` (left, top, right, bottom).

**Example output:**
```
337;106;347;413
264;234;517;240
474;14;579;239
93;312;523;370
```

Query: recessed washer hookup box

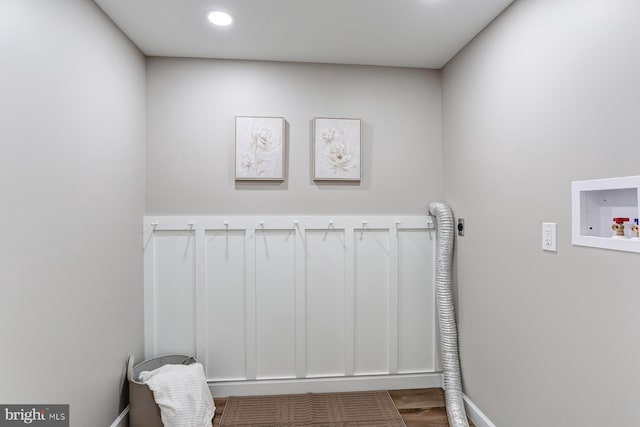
572;175;640;253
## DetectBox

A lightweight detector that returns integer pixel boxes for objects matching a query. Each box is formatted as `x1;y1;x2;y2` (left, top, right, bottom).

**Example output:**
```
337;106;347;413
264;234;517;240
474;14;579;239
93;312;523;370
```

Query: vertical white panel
344;228;355;376
245;230;257;380
143;222;156;359
294;224;306;378
305;230;346;377
153;231;196;356
255;230;296;379
195;228;207;368
398;230;436;373
354;230;389;375
388;229;399;374
206;231;246;381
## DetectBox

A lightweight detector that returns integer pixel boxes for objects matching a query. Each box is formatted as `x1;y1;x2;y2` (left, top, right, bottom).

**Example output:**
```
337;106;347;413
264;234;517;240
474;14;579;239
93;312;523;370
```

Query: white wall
143;215;439;397
443;1;640;426
0;0;146;425
146;58;442;215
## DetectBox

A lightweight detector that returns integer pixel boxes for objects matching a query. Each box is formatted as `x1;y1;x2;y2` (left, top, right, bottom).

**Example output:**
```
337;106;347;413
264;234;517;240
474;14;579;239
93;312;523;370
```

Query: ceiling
94;0;514;69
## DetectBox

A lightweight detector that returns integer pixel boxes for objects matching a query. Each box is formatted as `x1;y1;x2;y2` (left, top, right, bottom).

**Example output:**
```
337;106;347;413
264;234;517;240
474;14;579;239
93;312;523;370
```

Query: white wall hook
150;222;158;227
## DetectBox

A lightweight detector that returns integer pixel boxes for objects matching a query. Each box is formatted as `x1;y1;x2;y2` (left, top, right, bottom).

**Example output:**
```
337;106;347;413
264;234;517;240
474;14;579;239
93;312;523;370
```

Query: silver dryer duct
429;201;469;427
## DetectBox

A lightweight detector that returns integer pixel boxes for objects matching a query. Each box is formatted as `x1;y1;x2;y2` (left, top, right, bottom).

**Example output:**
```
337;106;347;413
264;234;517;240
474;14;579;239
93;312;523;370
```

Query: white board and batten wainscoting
143;215;443;397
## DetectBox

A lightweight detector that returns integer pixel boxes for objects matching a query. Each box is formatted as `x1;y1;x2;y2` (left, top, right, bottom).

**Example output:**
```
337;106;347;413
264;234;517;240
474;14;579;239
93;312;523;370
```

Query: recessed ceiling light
207;10;233;26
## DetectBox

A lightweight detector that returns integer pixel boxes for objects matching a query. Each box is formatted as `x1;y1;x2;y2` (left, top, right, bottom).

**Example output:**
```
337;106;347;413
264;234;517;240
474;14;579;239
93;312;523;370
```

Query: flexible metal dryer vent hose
429;202;469;427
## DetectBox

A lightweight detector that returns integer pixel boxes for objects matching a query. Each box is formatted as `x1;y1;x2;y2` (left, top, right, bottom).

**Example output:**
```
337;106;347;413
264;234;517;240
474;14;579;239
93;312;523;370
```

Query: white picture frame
235;116;285;181
313;117;361;181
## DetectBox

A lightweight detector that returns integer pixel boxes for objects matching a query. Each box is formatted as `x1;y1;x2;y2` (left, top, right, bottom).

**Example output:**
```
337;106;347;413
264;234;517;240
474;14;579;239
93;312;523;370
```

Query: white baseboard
109;405;129;427
463;394;496;427
209;373;443;397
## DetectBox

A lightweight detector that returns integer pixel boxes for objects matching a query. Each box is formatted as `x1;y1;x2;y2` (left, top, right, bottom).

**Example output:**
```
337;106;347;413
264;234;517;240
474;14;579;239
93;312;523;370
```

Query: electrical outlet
542;222;557;251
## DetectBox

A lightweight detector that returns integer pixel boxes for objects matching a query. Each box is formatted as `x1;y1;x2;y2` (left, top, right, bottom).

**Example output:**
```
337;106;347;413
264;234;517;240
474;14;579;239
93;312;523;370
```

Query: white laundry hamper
127;354;198;427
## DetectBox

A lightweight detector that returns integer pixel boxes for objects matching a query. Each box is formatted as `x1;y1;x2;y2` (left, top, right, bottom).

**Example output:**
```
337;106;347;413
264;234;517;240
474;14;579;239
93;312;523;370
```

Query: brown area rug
219;391;406;427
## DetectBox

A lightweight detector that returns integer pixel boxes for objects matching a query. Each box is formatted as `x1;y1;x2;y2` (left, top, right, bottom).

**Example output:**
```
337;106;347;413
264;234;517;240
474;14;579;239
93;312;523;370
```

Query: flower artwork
235;116;285;180
313;118;361;181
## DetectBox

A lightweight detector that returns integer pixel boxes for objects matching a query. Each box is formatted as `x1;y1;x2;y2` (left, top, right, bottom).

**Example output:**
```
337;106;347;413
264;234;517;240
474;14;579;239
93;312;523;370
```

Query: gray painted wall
146;59;442;215
0;0;146;425
442;1;640;426
4;1;636;425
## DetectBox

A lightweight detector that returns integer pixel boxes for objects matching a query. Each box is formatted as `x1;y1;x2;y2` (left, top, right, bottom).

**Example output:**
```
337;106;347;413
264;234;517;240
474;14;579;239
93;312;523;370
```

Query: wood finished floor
212;388;475;427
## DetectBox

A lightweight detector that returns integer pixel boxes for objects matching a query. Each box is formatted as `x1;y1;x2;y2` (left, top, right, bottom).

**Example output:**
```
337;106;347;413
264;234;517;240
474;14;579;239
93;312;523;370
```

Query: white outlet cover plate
542;222;557;252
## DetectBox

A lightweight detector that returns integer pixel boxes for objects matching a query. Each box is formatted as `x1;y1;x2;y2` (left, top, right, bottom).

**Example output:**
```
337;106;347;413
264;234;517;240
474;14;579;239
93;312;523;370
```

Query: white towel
139;362;215;427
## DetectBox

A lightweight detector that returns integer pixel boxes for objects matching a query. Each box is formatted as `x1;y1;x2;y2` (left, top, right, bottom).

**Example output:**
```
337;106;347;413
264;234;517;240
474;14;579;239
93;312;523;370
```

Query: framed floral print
313;117;361;181
235;116;285;181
